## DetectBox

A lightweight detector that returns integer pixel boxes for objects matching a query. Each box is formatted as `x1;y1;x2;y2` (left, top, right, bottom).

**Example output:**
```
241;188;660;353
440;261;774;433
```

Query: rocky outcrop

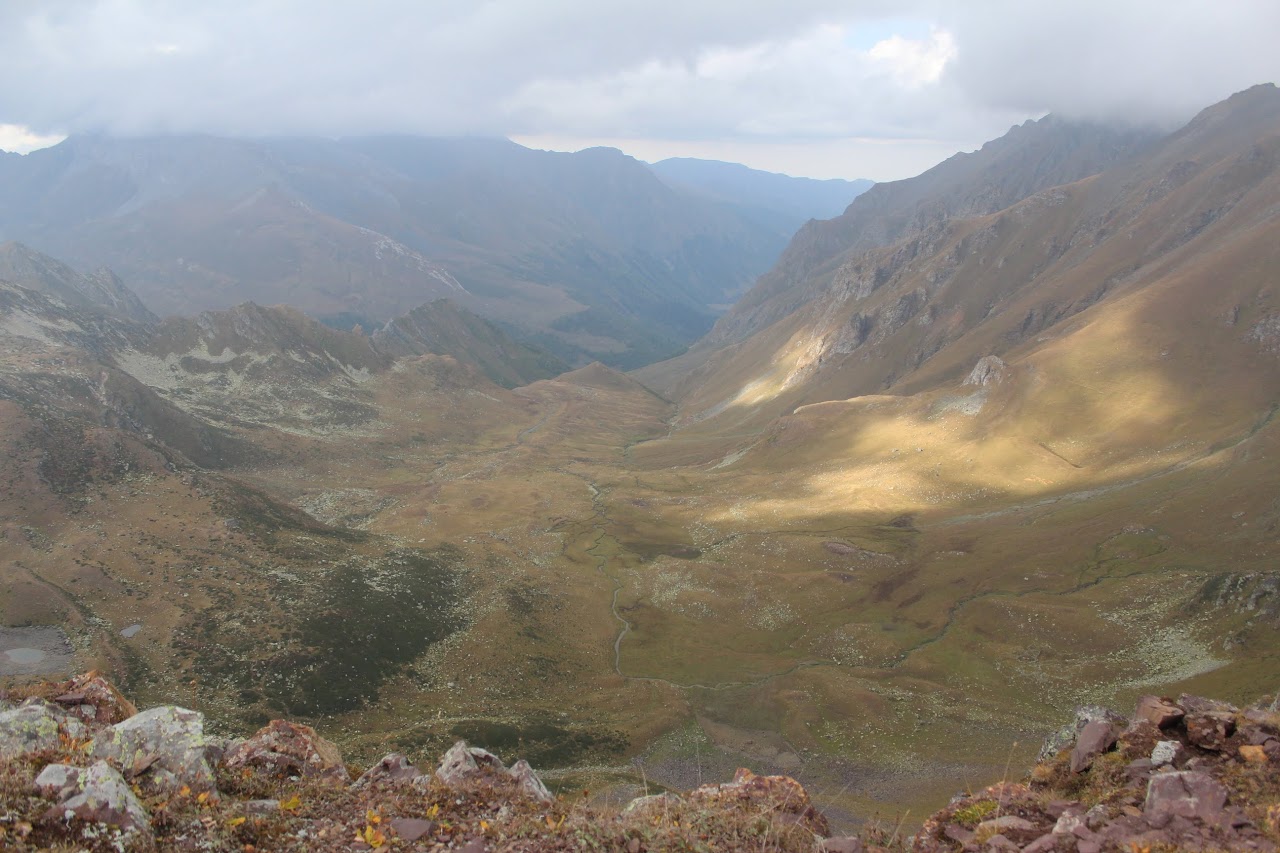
34;760;152;846
91;705;216;794
963;355;1007;387
432;739;554;803
0;700;85;758
224;718;349;781
2;673;1277;852
918;693;1280;852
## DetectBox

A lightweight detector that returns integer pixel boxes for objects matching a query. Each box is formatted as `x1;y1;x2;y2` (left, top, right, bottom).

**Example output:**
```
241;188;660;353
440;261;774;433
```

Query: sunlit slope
651;85;1280;443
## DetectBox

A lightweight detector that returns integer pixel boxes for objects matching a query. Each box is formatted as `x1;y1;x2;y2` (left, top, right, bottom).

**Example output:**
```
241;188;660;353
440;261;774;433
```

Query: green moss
953;799;998;827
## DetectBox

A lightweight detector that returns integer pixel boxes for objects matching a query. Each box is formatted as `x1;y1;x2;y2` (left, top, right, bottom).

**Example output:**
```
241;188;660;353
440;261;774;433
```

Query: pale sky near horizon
1;1;1277;181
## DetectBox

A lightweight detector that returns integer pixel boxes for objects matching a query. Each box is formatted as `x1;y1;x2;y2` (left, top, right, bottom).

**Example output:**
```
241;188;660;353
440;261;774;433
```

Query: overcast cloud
0;0;1276;179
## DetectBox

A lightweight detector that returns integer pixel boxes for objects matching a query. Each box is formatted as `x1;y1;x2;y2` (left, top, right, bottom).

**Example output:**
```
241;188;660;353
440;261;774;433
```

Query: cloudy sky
1;0;1277;180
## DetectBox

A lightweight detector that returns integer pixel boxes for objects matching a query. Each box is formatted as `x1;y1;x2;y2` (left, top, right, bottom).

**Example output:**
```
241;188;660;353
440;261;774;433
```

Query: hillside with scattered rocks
1;672;1277;851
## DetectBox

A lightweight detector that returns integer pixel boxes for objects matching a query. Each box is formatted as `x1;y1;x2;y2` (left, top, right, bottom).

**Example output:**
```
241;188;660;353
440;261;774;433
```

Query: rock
353;753;420;789
224;719;348;781
976;815;1035;833
243;799;280;816
92;705;216;795
1083;804;1108;830
458;839;488;853
819;837;864;852
690;768;830;837
981;833;1019;851
508;758;553;803
1040;705;1125;761
1021;833;1060;853
621;792;683;815
1185;711;1236;751
964;355;1007;387
1144;771;1228;827
435;740;505;786
942;822;974;844
1239;744;1269;764
1178;694;1237;715
1151;740;1184;767
1053;812;1084;835
34;760;152;845
1070;719;1118;773
0;700;85;758
389;817;435;842
1134;695;1184;729
431;740;553;802
53;671;137;725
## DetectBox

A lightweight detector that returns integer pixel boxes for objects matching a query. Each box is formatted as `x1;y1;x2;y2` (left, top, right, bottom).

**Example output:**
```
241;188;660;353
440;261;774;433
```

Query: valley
4;85;1280;837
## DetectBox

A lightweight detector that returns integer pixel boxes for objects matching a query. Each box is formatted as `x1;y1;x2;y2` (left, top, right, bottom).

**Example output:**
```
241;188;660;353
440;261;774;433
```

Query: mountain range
0;136;870;369
3;84;1280;831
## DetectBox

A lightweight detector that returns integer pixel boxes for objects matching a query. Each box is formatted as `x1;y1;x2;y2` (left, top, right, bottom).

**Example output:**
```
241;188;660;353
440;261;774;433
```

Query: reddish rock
690;767;830;837
818;837;863;852
1185;711;1236;751
1134;695;1184;729
1070;719;1118;773
53;672;137;725
1144;771;1228;827
224;719;348;781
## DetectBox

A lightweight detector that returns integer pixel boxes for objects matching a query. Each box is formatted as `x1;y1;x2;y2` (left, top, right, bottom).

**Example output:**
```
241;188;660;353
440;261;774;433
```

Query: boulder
1070;719;1118;773
621;792;683;816
690;767;830;837
434;740;505;786
1185;711;1236;751
91;705;216;794
1040;705;1125;760
353;752;420;789
509;758;553;803
430;741;553;802
0;700;85;758
1134;696;1184;729
964;355;1007;387
818;838;864;853
1150;740;1184;767
1144;771;1228;827
224;719;348;781
52;672;137;725
390;817;436;842
34;760;152;845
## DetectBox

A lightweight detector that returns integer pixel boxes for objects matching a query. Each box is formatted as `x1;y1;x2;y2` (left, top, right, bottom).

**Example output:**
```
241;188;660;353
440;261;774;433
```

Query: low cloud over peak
0;1;1275;179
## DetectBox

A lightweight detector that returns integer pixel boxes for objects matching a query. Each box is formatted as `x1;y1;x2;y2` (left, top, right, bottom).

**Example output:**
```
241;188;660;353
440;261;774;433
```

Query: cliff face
1;673;1277;851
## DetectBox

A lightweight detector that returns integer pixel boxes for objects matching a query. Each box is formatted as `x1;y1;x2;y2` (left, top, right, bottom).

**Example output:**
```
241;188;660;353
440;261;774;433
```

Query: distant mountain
0;241;156;323
0;135;809;368
373;299;567;388
650;158;872;235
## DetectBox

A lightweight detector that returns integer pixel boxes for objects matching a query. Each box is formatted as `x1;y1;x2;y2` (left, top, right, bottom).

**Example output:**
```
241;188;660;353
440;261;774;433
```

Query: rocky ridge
1;673;1277;851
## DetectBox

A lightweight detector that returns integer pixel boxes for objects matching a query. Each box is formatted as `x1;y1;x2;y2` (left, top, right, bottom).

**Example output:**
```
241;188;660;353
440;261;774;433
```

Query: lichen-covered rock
224;718;348;781
352;752;420;789
0;699;85;758
34;760;152;847
91;705;216;794
689;767;830;837
52;671;137;725
963;355;1007;386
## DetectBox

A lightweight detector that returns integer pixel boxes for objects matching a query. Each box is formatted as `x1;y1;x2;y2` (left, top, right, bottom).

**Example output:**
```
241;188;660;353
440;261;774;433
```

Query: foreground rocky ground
0;673;1277;851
